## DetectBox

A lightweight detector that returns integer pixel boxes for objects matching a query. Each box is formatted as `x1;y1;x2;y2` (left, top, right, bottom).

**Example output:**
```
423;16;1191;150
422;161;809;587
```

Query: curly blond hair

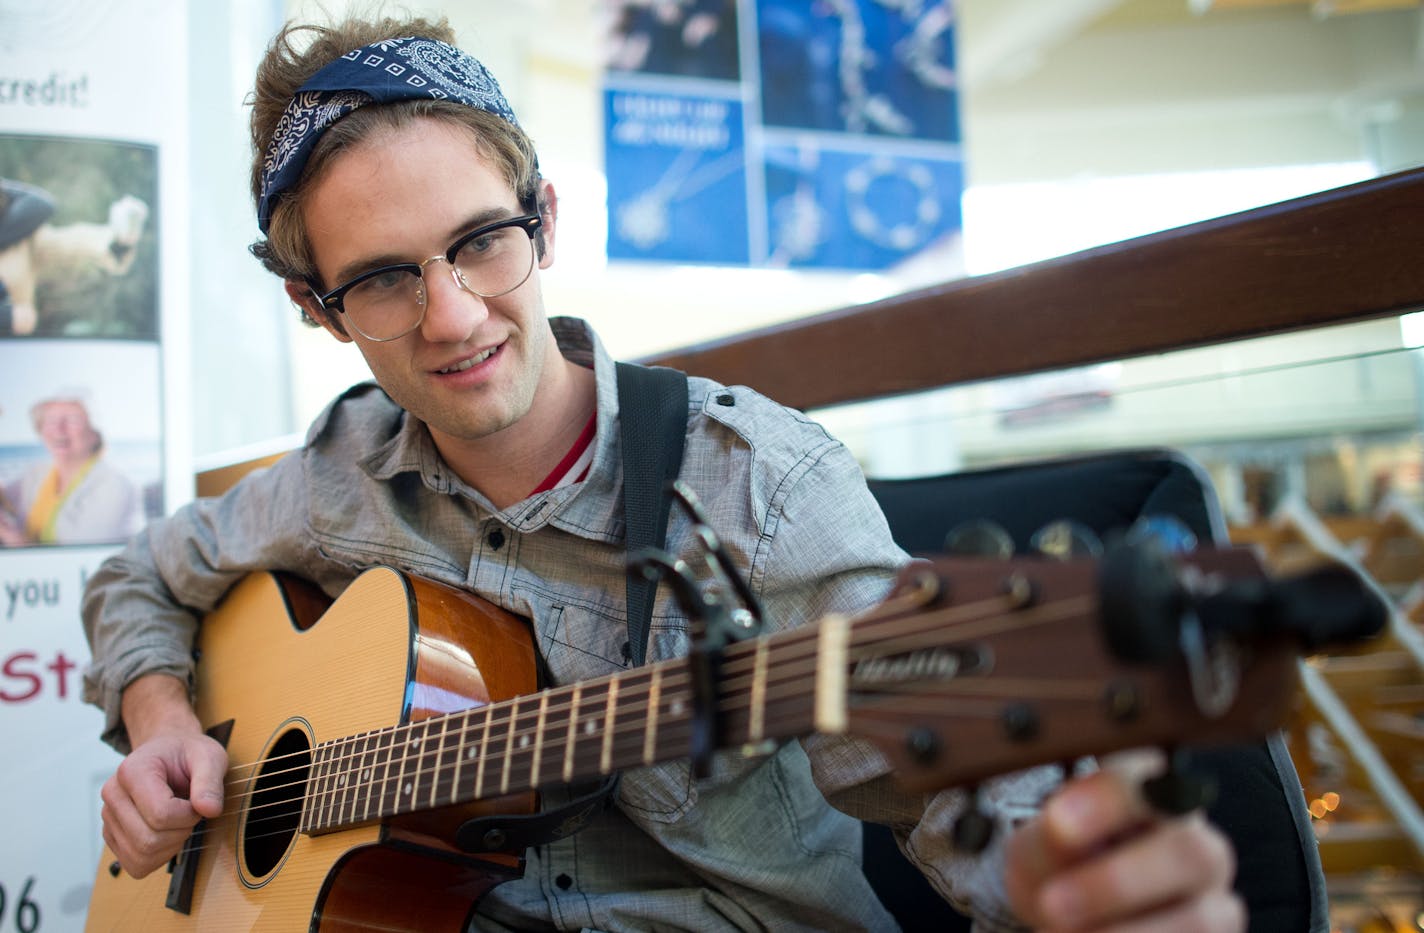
247;14;542;326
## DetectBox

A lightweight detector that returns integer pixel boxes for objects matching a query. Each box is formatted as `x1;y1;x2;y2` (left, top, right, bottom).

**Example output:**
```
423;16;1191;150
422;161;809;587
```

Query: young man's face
294;117;558;449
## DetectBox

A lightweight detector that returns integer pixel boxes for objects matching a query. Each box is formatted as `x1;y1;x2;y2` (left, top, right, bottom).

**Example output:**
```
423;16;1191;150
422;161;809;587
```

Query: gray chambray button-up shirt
82;318;1047;931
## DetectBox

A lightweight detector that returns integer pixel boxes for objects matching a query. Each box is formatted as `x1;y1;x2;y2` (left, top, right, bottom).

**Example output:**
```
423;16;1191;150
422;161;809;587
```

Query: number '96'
0;877;41;933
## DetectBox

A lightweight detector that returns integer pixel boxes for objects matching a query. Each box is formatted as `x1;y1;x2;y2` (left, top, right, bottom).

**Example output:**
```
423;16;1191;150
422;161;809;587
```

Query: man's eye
350;269;410;296
461;234;498;256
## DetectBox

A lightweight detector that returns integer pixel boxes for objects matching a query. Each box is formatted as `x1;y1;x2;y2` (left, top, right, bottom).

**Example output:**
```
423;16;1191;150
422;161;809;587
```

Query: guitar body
85;567;539;932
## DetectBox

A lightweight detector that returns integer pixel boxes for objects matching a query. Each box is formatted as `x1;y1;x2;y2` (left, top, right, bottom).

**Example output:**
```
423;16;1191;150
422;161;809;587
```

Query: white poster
0;1;189;929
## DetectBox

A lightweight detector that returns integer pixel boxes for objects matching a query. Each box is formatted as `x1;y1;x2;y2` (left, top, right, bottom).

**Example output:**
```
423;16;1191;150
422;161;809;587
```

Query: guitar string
217;584;1043;796
218;583;1070;789
215;593;1099;840
189;599;1109;853
220;590;1092;833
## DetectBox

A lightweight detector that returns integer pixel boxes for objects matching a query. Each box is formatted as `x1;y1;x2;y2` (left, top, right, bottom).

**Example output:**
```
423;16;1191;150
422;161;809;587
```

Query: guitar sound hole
242;727;311;878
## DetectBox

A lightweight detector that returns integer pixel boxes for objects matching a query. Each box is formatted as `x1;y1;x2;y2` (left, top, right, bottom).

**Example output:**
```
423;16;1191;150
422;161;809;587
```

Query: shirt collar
356;316;628;541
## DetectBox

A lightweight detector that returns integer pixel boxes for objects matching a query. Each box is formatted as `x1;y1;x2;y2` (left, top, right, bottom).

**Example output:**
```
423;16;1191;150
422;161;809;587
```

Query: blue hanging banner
602;0;963;271
604;87;750;266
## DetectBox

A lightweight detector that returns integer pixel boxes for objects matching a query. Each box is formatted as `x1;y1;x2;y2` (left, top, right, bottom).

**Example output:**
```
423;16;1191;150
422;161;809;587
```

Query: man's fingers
1069;889;1245;933
1040;752;1164;858
1038;815;1236;931
119;751;204;830
101;738;225;879
186;739;227;818
100;777;195;878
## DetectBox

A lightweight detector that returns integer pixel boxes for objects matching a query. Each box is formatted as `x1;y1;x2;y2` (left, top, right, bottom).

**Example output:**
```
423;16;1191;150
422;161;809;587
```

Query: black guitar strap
615;361;690;666
455;361;690;856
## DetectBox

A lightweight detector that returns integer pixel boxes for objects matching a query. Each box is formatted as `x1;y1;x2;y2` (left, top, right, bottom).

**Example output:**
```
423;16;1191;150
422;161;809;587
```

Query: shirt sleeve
750;435;1048;929
80;450;344;753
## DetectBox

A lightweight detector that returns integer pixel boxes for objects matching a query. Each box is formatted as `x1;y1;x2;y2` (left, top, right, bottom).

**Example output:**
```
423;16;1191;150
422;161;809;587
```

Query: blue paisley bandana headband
257;36;526;234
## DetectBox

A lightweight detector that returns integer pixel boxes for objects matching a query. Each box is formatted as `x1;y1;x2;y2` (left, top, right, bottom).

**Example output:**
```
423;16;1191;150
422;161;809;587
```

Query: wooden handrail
642;166;1424;411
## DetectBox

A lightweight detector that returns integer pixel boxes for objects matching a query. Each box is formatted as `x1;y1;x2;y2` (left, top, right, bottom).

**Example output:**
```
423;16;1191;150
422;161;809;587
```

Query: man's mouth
438;345;498;374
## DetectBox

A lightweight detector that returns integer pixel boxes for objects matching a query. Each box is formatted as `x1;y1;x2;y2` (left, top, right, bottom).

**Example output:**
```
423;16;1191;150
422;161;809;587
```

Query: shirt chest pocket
517;586;701;824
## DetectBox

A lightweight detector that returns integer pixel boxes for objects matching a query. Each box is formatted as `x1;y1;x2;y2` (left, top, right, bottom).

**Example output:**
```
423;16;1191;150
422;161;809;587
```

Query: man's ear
536;180;557;269
284;279;351;342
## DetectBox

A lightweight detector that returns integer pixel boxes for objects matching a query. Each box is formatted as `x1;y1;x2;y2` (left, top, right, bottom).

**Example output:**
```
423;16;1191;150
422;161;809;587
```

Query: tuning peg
943;520;1014;559
1141;749;1217;816
1029;519;1102;560
1097;541;1183;663
1125;514;1198;554
951;786;995;853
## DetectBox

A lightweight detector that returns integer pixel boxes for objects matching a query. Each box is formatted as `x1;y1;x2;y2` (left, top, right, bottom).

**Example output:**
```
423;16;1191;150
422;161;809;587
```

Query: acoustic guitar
83;545;1382;931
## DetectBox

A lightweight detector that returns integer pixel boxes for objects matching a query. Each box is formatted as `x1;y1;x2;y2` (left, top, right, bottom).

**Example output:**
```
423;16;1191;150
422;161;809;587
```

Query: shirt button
555;873;573;890
488;528;506;550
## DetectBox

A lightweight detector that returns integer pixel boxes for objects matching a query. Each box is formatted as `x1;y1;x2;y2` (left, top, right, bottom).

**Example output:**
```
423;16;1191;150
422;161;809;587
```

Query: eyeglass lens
343;223;535;340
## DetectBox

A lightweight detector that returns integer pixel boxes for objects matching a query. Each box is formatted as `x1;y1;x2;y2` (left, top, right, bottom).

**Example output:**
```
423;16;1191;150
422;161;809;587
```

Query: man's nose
418;261;488;341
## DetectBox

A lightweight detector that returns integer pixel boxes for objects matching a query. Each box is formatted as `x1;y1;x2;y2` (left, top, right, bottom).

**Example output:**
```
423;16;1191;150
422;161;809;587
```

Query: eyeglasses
312;213;542;342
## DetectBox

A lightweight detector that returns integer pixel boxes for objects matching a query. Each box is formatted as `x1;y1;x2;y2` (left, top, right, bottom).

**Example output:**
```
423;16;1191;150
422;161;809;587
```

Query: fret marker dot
338;774;346;785
583;720;596;735
519;735;531;749
467;748;477;759
362;770;370;781
671;700;686;716
404;782;412;796
410;740;420;751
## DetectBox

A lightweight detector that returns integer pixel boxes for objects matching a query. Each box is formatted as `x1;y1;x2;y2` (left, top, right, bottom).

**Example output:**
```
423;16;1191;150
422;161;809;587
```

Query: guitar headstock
841;545;1386;795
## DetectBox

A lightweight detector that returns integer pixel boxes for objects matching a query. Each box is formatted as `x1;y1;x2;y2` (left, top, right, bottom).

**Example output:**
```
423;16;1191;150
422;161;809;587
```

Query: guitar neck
301;621;830;833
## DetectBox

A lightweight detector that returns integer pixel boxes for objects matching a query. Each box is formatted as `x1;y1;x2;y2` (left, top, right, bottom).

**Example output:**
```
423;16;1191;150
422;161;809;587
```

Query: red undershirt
528;412;597;496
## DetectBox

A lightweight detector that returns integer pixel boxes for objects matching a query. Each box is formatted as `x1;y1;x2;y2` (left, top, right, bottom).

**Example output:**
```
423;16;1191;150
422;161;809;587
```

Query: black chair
861;448;1326;933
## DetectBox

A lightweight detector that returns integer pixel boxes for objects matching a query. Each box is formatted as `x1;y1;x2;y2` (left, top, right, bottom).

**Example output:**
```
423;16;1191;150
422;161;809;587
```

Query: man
83;14;1241;931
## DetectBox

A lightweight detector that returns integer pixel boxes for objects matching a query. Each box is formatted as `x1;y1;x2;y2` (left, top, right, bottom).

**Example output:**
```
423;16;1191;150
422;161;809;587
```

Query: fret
474;704;493;800
315;742;336;830
643;666;661;765
353;731;374;824
566;680;609;785
563;683;582;783
530;692;550;789
749;639;769;743
443;715;464;805
427;721;444;808
392;724;415;815
451;709;469;806
347;734;367;823
300;744;323;833
332;735;354;828
604;669;651;772
661;678;693;761
337;734;355;827
600;679;619;774
325;740;345;829
429;715;450;810
411;721;438;812
500;697;519;795
510;699;539;791
373;727;396;820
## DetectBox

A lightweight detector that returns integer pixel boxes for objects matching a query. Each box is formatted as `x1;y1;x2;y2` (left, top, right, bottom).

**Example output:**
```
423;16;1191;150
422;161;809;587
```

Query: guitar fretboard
300;624;830;834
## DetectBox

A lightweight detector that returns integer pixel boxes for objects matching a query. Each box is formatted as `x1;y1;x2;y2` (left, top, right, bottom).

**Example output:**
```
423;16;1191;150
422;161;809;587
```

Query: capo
628;481;764;778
